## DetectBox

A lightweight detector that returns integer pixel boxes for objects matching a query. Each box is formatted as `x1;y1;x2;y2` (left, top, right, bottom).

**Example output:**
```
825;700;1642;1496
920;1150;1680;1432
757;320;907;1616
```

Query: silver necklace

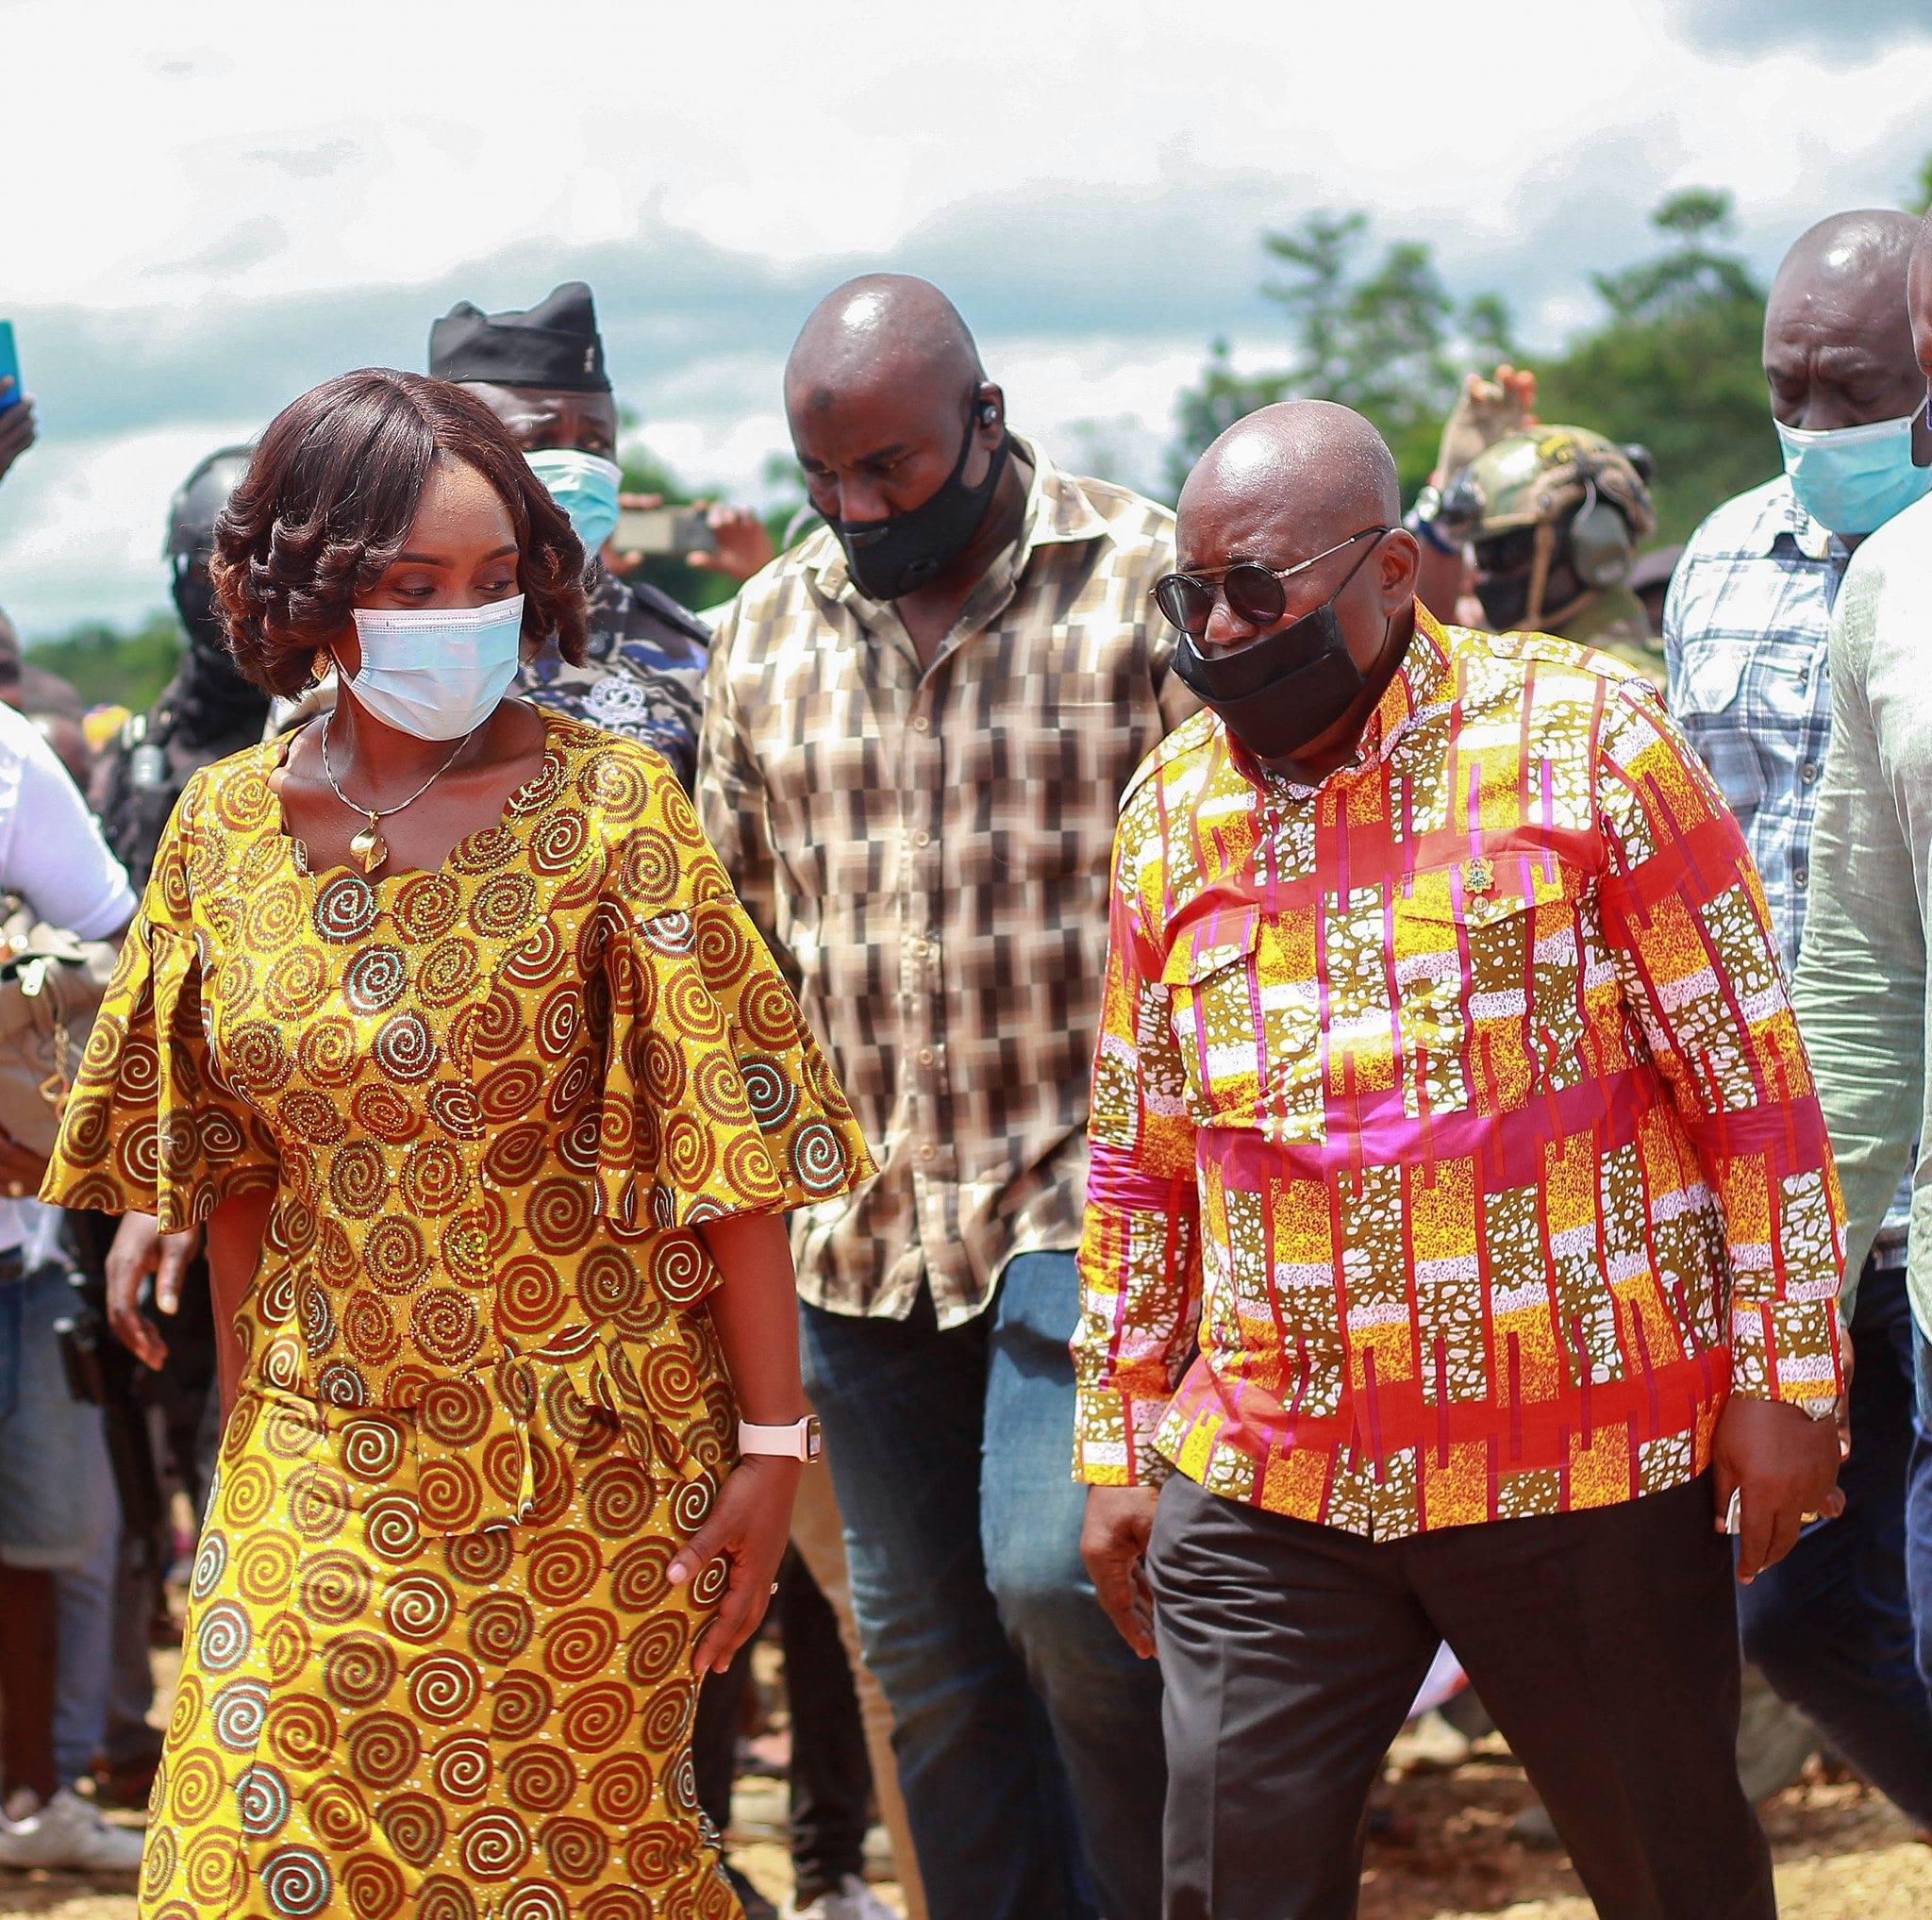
317;713;477;875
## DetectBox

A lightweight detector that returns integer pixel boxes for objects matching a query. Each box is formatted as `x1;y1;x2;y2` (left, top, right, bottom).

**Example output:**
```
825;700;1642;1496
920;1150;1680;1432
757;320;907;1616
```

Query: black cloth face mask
832;410;1010;601
1170;537;1389;763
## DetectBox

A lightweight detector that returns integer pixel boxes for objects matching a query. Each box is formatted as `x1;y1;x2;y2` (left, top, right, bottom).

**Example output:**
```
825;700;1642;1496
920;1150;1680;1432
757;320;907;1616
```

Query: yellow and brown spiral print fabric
42;713;874;1920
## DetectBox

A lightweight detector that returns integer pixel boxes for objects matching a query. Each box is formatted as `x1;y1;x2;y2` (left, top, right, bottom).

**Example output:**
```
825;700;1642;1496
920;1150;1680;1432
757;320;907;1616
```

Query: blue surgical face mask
525;448;621;556
343;595;525;740
1774;406;1932;537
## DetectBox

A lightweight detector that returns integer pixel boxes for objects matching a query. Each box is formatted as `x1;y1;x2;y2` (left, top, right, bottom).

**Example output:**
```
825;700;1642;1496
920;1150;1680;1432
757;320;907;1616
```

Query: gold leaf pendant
348;814;388;875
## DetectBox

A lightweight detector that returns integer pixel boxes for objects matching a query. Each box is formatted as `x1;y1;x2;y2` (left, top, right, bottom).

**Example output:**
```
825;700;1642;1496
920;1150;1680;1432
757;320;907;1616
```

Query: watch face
805;1415;823;1461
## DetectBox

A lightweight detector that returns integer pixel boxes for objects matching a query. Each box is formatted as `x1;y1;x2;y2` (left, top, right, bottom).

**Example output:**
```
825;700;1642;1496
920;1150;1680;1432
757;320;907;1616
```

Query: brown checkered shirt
698;438;1193;1325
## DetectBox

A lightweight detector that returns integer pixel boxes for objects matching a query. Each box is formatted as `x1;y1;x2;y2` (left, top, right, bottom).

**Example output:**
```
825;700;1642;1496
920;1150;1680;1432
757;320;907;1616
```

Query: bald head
1179;401;1400;563
1772;209;1918;304
1173;399;1416;672
1764;209;1924;434
784;275;1016;566
786;274;985;415
1168;401;1418;776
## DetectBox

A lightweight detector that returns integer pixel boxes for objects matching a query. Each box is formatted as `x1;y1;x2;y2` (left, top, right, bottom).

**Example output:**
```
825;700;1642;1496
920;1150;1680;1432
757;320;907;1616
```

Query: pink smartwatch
739;1416;824;1461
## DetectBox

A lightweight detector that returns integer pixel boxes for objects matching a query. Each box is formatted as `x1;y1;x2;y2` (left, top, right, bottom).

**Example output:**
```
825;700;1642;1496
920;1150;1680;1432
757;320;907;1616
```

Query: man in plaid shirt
1666;208;1932;1823
699;275;1190;1920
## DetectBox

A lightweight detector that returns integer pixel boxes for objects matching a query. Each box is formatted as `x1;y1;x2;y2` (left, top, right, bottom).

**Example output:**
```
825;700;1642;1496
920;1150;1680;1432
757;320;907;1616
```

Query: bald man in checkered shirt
699;275;1191;1920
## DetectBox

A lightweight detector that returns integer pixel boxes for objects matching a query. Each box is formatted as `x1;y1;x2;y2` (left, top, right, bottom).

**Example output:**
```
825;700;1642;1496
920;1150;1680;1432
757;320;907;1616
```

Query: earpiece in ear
979;402;999;427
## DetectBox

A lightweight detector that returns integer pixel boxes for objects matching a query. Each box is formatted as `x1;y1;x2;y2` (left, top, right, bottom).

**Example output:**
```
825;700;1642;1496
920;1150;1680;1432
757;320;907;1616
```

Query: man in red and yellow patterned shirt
1074;401;1846;1920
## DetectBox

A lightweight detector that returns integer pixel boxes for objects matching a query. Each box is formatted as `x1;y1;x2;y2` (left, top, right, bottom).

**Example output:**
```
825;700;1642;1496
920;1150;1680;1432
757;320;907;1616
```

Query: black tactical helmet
164;444;253;564
165;444;254;639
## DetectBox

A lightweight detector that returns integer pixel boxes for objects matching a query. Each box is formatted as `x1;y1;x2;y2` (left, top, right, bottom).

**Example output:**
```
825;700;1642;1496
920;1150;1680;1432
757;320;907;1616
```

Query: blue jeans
0;1261;120;1782
53;1522;118;1785
801;1253;1166;1920
0;1264;114;1574
1737;1260;1932;1825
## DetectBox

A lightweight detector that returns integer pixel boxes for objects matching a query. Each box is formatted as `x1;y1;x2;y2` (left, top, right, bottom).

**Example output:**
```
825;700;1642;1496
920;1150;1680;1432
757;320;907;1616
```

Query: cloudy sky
5;0;1930;635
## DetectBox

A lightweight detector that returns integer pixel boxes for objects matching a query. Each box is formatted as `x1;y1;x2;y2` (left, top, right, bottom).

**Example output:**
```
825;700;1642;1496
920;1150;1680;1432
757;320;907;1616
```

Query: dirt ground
2;1749;1926;1920
5;1632;1926;1919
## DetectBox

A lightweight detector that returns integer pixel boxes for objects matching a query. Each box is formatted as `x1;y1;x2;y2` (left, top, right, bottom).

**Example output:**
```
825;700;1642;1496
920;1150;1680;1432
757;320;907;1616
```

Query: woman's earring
312;648;333;687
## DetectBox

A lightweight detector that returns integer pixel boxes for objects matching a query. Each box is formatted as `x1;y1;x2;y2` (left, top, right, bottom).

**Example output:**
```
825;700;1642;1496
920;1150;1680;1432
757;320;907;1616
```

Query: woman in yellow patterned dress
42;370;872;1920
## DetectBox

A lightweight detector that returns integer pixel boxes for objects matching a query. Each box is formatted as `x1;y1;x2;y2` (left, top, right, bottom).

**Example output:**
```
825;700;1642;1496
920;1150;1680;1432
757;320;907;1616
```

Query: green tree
25;610;183;713
1907;149;1932;218
1172;187;1772;549
1167;212;1515;495
1589;188;1760;319
1537;189;1770;544
758;450;813;550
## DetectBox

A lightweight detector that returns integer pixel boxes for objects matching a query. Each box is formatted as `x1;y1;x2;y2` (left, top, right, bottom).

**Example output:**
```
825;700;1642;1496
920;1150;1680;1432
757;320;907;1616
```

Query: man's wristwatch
1793;1394;1841;1424
739;1416;823;1461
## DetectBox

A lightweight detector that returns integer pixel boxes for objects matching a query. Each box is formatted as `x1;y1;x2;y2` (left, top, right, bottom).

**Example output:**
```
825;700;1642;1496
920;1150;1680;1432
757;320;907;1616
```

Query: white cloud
0;421;260;632
5;0;1932;638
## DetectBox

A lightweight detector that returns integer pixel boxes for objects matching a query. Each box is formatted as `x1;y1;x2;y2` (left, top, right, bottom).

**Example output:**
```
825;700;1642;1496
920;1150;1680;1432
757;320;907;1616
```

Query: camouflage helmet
1439;426;1657;549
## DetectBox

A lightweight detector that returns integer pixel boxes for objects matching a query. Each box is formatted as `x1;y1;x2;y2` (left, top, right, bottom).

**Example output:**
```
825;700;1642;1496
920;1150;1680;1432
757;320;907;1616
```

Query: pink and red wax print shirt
1072;607;1845;1540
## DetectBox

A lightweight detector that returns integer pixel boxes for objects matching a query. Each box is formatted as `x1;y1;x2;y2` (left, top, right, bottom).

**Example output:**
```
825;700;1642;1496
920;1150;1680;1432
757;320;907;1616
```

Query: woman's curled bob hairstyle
210;367;591;699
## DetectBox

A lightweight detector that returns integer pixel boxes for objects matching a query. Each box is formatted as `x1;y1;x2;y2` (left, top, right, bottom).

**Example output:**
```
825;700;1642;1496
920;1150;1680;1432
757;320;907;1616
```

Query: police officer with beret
427;280;743;793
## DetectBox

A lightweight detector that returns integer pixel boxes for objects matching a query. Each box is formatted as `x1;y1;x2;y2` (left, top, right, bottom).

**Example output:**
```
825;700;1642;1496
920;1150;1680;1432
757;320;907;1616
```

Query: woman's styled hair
210;367;591;698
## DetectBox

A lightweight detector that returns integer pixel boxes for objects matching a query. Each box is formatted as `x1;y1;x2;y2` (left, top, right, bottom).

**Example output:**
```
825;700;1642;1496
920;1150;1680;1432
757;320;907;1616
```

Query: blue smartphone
0;323;20;414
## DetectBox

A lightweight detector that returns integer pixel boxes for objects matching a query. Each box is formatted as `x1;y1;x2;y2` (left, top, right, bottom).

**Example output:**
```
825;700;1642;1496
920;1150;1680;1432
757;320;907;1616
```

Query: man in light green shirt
1790;215;1932;1699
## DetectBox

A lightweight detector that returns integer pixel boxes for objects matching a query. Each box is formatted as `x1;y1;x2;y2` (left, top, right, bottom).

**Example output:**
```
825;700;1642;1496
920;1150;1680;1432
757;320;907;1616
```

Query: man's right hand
106;1210;201;1370
1081;1483;1162;1660
0;380;38;487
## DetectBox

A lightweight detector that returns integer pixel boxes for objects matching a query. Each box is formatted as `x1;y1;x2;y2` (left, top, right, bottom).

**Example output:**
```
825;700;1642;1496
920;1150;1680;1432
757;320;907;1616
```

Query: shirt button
1801;762;1819;783
918;1144;936;1162
1793;867;1809;890
908;937;930;959
912;829;931;847
917;1046;935;1065
911;715;931;733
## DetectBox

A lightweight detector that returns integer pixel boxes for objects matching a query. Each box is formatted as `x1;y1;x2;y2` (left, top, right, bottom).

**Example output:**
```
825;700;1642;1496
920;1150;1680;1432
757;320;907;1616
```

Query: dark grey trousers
1147;1473;1774;1920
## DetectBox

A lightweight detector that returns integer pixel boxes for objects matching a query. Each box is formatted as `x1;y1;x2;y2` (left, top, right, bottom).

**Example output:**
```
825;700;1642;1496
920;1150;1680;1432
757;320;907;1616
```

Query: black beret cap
427;280;610;393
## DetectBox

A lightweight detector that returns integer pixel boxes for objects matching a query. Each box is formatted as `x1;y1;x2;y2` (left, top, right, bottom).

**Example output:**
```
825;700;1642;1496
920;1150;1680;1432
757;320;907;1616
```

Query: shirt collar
1756;476;1844;565
802;431;1109;613
1227;599;1451;798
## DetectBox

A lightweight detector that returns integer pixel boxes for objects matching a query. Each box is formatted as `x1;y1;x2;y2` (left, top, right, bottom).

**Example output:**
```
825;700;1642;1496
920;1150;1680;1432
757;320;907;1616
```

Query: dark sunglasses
1153;526;1390;636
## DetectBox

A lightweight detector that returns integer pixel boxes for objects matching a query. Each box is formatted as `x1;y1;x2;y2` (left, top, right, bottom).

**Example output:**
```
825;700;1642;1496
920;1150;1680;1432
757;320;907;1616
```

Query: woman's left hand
667;1456;803;1674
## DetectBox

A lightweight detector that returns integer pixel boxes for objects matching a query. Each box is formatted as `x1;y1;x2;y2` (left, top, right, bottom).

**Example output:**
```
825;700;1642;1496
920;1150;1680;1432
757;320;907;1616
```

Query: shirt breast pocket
1673;638;1813;824
1392;859;1589;1094
1161;913;1319;1126
1674;643;1747;719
